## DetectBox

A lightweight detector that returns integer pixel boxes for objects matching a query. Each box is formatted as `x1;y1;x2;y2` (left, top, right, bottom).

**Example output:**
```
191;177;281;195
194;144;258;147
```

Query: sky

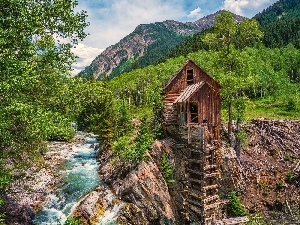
72;0;278;75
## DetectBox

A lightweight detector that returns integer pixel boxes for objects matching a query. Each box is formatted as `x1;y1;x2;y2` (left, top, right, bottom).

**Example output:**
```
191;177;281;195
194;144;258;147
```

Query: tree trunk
228;100;233;145
235;118;241;159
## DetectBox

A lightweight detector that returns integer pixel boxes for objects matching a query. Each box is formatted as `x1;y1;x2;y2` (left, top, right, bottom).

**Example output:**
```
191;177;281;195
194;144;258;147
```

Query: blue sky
72;0;278;74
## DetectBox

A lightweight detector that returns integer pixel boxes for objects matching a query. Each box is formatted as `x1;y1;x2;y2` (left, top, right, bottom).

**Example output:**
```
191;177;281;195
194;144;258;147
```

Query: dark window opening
190;102;198;123
187;69;194;85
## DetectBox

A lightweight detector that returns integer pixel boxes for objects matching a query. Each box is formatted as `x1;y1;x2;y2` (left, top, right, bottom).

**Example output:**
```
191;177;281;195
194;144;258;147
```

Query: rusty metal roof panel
174;82;204;103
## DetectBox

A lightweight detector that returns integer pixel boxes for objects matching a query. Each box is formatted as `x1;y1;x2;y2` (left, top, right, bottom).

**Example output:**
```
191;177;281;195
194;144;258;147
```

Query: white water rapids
33;133;106;225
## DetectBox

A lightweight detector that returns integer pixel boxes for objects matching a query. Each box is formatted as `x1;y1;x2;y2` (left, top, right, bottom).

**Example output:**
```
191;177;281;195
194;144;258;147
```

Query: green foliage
160;152;175;185
108;57;186;163
0;160;11;224
112;116;154;165
285;98;297;111
106;41;300;163
76;80;116;148
285;153;292;161
246;213;269;225
255;0;300;48
276;180;284;189
0;0;88;220
285;171;294;183
234;129;248;147
64;218;81;225
157;28;212;63
133;118;155;162
201;11;264;144
227;191;247;217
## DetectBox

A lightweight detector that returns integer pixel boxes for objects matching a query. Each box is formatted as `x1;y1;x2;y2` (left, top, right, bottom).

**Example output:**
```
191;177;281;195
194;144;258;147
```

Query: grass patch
244;98;300;121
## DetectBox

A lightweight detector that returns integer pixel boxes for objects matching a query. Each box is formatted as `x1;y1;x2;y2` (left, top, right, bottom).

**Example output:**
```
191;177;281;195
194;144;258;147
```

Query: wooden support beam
204;202;221;211
204;164;217;171
204;172;220;178
203;184;218;191
188;177;203;184
203;195;219;204
187;198;203;208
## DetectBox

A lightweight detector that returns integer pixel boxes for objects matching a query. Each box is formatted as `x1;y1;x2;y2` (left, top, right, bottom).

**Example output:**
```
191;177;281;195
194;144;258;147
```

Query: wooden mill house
163;60;222;225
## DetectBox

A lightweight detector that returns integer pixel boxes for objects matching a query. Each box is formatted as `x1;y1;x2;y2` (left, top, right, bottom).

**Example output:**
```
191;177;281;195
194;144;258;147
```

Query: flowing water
33;134;101;225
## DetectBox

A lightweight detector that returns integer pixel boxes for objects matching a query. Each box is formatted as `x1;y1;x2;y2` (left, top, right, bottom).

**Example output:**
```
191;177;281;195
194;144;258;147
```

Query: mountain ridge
78;10;244;79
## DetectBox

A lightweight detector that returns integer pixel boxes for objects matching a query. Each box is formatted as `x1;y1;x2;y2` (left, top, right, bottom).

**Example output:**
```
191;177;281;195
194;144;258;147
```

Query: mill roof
163;59;221;92
174;82;204;103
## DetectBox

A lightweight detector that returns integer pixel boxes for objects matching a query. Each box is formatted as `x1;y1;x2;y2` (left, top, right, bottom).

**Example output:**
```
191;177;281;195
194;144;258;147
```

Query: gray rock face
71;185;149;225
92;141;177;224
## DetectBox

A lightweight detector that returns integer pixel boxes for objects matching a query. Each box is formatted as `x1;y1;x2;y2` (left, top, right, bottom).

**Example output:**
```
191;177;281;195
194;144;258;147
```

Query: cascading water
33;133;101;225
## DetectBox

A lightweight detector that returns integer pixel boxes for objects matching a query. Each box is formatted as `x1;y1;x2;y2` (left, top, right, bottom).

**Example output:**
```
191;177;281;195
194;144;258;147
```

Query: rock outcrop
220;119;300;224
94;140;176;224
71;186;149;225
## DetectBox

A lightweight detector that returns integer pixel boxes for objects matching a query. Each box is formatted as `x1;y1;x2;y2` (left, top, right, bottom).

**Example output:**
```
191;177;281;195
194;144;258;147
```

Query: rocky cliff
72;119;300;224
71;139;177;224
78;11;244;80
224;119;300;224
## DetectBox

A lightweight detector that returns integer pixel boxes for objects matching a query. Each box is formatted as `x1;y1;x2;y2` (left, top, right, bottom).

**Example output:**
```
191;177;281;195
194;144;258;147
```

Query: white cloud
223;0;278;17
78;0;184;50
223;0;248;15
71;43;103;75
187;7;203;20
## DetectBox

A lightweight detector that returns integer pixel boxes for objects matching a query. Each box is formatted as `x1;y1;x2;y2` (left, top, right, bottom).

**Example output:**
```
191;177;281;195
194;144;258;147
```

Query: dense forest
254;0;300;48
1;0;300;224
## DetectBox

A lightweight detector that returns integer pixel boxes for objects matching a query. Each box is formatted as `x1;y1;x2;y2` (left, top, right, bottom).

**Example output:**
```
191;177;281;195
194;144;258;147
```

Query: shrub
284;153;291;161
246;213;268;225
285;171;294;183
285;98;297;111
227;191;247;217
112;118;154;165
276;180;284;189
64;218;80;225
160;152;175;185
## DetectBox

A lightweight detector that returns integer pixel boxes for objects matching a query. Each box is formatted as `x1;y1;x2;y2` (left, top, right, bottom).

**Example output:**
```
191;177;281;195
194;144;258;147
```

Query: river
33;133;101;225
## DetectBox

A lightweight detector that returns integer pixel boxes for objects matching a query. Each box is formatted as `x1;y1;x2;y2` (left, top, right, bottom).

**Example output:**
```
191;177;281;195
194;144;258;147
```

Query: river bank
3;132;95;224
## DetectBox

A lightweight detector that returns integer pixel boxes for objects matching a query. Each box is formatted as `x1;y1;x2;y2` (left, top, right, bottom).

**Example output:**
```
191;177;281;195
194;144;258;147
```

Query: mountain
78;10;244;80
157;0;300;63
254;0;300;48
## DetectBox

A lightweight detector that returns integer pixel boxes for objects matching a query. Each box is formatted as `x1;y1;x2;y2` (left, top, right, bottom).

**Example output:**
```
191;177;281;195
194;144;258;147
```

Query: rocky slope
72;139;177;224
71;119;300;224
78;11;244;80
221;119;300;224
